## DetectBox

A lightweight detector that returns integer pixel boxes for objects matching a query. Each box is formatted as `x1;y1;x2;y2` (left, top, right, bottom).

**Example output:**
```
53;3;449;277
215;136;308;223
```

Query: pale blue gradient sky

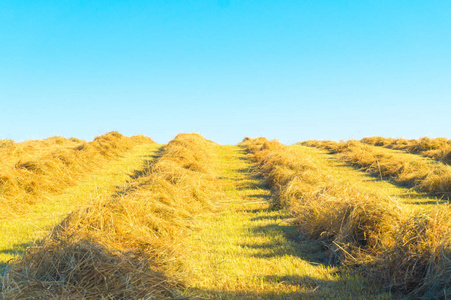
1;1;450;144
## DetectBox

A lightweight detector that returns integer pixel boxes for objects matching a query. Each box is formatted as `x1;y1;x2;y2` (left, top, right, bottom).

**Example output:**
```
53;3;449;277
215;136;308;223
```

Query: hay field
303;139;451;197
361;137;451;165
0;132;153;218
242;137;451;298
1;134;450;299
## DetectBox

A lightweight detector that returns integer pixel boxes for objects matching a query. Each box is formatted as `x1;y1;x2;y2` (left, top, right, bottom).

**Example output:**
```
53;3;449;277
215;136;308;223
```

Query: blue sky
1;1;450;144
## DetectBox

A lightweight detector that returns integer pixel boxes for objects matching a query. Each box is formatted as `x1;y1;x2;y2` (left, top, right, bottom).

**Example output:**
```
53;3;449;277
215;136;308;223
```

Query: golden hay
361;136;451;165
241;137;401;253
0;132;154;218
242;137;451;297
368;206;451;296
1;239;175;299
304;139;451;197
2;133;218;299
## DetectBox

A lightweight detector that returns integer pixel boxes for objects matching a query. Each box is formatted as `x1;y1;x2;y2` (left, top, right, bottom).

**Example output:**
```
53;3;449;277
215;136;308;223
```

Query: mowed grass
181;145;391;299
362;143;445;167
290;145;444;208
0;143;163;268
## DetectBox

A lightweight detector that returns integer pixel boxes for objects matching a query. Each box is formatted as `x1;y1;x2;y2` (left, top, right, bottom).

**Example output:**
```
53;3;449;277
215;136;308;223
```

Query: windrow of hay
361;136;451;165
1;133;219;299
0;132;154;218
302;139;451;198
240;137;451;298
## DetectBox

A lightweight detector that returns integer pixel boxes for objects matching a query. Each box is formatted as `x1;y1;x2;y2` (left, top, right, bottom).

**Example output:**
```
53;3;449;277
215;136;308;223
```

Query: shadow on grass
114;147;165;197
243;222;329;263
129;147;165;179
0;243;32;256
192;274;389;299
250;215;281;222
396;192;449;205
246;193;271;200
0;242;35;275
399;198;447;206
219;168;269;191
240;174;270;191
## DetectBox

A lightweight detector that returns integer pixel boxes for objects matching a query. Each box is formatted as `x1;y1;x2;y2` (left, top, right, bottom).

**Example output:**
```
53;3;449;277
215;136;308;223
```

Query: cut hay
361;136;451;166
0;132;154;218
304;139;451;197
1;133;219;299
241;137;451;297
1;239;175;299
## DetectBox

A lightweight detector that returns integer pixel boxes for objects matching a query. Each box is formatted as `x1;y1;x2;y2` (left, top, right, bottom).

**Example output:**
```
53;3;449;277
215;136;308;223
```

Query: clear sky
1;1;450;144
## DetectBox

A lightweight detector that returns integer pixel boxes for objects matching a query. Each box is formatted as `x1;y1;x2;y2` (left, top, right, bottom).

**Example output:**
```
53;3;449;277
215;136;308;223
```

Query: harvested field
303;139;451;198
290;145;442;208
0;132;154;218
241;137;451;298
0;143;163;265
179;144;390;299
361;136;451;165
2;1;447;298
1;133;219;299
1;134;450;299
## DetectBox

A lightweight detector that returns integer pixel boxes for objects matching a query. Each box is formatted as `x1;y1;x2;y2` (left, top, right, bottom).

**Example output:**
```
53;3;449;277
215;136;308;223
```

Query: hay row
361;136;451;165
0;132;153;218
240;137;451;297
302;139;451;197
1;133;218;299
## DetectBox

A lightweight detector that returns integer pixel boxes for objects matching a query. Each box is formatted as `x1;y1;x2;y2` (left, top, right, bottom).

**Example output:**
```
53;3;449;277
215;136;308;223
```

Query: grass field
1;134;450;299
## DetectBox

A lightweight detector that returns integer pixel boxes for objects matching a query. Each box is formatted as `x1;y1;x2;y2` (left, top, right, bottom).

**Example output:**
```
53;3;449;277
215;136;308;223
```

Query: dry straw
2;133;218;299
303;139;451;198
241;137;451;298
0;131;154;219
362;136;451;165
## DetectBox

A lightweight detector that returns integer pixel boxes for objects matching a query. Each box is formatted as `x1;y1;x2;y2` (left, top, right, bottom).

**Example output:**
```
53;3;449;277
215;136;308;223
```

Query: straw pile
0;132;153;218
1;133;218;299
303;139;451;197
240;137;451;297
